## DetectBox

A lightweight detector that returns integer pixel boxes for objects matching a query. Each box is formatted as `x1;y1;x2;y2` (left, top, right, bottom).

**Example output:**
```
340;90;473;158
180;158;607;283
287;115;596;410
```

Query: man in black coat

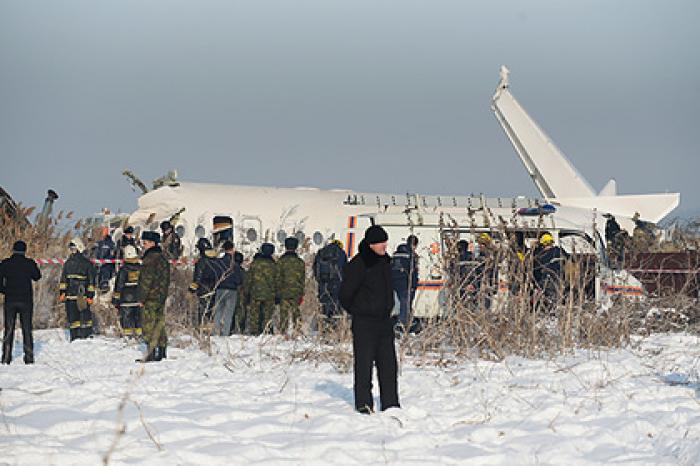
1;240;41;364
340;225;400;414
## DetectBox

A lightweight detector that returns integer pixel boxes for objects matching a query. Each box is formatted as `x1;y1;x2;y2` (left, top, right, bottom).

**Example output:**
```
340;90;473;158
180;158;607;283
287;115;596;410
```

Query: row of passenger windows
156;222;327;246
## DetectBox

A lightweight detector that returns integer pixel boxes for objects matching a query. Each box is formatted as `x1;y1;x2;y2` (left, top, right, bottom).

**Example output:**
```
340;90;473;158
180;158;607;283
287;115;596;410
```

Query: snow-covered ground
1;330;699;465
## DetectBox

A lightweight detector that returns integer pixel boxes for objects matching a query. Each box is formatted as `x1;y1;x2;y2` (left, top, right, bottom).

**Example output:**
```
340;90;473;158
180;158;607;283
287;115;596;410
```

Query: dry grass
2;205;698;366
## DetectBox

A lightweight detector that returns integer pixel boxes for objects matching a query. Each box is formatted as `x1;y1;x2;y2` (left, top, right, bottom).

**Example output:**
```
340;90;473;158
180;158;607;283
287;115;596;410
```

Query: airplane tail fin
599;179;617;196
492;66;679;223
492;66;596;200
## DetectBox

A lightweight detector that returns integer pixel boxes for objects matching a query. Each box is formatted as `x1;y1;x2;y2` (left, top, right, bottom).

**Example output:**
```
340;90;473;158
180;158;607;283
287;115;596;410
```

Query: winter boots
136;346;167;363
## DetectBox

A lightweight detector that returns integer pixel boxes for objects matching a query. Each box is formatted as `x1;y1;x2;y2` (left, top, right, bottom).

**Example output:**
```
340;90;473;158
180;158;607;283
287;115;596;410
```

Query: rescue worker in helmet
188;237;218;329
533;232;566;312
58;238;97;341
116;226;140;261
112;245;143;338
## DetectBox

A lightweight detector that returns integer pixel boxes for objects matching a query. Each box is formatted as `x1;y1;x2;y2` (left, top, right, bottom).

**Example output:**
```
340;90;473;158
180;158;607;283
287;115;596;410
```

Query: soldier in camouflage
244;243;277;334
136;231;170;362
58;238;97;341
276;237;306;334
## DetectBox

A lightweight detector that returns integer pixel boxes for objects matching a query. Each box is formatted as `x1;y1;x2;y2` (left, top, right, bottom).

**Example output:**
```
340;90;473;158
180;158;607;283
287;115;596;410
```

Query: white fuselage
128;183;644;317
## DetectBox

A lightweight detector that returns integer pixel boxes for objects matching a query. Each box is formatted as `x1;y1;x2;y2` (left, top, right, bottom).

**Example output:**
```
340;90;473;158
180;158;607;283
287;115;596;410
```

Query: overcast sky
1;0;698;220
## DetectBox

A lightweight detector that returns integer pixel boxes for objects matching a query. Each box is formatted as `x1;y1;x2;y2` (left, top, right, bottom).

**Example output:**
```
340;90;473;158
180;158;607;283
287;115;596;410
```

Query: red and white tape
627;268;700;274
34;258;196;266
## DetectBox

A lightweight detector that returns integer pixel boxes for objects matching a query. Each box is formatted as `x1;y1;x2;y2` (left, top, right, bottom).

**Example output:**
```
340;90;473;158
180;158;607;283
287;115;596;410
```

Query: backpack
316;246;338;283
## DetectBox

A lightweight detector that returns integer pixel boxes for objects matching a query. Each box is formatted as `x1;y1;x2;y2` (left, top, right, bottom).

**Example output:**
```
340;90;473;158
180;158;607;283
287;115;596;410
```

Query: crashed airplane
125;67;678;314
128;67;679;253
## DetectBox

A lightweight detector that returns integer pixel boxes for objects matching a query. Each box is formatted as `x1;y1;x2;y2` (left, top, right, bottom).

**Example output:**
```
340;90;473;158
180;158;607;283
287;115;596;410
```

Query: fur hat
364;225;388;245
196;237;212;252
284;237;299;251
260;242;275;257
141;231;161;243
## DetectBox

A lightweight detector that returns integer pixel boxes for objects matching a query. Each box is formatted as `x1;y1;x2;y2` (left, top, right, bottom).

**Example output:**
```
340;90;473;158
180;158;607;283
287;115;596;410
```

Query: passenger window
277;230;287;243
247;228;258;242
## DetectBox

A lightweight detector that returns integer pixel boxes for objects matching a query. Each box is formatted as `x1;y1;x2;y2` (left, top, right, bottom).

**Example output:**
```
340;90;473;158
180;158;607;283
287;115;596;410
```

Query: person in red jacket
1;240;41;364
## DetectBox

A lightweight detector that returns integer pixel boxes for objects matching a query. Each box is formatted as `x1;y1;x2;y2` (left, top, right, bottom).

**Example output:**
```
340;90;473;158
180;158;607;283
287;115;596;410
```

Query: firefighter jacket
112;260;142;307
59;252;96;300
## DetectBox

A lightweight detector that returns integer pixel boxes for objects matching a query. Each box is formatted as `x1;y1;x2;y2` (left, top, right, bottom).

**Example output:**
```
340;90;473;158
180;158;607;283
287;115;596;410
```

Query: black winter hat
141;231;161;243
12;240;27;254
196;237;212;252
160;221;172;231
260;243;275;257
124;226;135;234
284;237;299;250
364;225;388;245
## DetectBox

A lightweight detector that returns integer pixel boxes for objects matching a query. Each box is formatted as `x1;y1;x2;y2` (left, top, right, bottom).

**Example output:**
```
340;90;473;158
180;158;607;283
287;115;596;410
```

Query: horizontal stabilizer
555;193;680;224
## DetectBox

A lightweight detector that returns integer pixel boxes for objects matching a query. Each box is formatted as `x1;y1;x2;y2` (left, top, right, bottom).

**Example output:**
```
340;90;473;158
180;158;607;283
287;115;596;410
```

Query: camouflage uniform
276;251;306;333
59;252;97;341
161;231;182;261
137;246;170;353
245;254;277;334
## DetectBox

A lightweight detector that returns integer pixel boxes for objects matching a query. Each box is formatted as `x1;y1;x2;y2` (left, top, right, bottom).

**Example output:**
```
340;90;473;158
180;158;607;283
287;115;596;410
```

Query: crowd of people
449;230;567;312
1;224;407;414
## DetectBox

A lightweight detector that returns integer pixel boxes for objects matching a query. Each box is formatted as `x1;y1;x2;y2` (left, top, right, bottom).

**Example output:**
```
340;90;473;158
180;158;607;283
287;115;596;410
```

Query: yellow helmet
539;233;555;245
332;239;344;249
478;233;492;244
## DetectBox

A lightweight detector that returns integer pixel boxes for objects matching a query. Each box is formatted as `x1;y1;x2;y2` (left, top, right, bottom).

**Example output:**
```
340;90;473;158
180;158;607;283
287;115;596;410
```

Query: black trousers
119;305;143;336
2;301;33;364
65;300;93;341
351;317;400;412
